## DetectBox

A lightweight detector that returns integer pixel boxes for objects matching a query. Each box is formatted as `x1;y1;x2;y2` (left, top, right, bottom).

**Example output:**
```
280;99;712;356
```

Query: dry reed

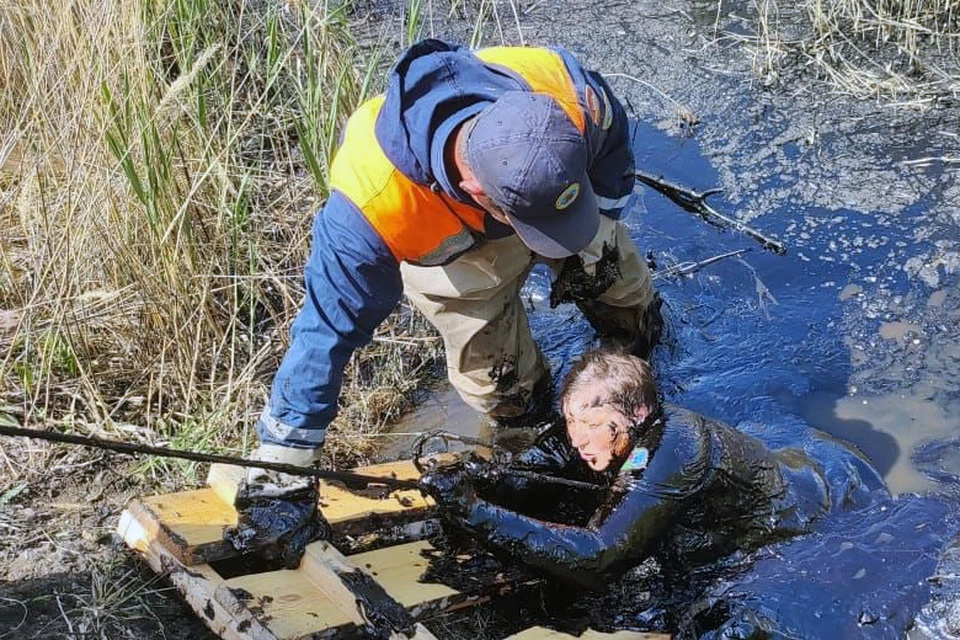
731;0;960;104
0;0;443;475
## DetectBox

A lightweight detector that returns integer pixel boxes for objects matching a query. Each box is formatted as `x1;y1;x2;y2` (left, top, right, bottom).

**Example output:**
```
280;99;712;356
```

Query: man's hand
550;242;622;308
223;444;330;569
419;461;483;517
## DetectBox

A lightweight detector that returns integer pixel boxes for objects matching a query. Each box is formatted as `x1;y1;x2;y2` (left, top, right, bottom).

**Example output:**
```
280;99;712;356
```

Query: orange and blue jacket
259;40;636;447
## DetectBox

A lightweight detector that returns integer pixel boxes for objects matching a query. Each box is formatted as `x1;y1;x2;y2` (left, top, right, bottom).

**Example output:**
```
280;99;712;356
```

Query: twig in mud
653;249;752;280
55;595;76;638
507;0;525;45
900;156;960;168
604;73;700;127
521;1;541;15
736;257;779;320
0;597;28;639
635;170;787;255
330;431;428;439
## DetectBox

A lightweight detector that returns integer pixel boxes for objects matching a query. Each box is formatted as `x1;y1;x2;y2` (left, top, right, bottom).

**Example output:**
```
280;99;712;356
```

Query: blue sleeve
258;192;402;448
555;48;636;219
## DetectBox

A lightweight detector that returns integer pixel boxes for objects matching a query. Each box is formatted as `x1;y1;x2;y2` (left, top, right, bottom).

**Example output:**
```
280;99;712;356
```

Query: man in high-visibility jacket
225;40;660;566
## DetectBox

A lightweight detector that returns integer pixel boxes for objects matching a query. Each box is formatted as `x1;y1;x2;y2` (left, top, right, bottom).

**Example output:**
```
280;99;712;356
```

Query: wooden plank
320;463;432;529
300;541;439;639
222;569;357;639
119;461;435;566
507;628;670;639
348;540;484;619
117;507;278;640
121;492;238;565
206;463;244;506
207;461;433;532
120;506;439;639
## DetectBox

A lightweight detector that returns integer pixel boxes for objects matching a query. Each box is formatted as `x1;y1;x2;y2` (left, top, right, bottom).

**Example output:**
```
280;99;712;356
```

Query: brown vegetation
0;0;444;481
734;0;960;104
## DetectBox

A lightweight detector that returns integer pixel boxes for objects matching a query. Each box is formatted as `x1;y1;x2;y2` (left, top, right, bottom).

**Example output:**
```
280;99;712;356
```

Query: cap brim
507;179;600;259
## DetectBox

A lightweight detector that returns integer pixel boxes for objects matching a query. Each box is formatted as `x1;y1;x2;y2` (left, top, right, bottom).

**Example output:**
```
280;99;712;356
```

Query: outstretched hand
419;460;483;517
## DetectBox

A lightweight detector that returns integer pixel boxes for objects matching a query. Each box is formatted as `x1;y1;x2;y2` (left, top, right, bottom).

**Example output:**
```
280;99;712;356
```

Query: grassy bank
0;0;445;482
736;0;960;103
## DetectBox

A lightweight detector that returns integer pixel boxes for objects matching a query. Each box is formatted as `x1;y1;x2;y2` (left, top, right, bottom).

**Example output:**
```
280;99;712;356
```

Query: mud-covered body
456;405;888;590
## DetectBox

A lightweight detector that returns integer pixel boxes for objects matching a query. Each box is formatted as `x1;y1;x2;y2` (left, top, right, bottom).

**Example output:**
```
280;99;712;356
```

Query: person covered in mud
420;349;889;589
226;40;662;566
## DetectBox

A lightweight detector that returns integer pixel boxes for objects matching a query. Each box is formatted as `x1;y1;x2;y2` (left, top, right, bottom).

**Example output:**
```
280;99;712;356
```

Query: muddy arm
478;423;603;510
461;475;680;591
462;422;713;589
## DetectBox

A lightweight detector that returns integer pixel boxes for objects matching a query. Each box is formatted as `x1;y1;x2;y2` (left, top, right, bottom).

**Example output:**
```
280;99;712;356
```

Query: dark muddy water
373;0;960;636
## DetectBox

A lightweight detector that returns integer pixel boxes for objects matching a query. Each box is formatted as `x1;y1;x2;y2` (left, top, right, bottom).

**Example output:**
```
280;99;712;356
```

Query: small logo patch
585;85;602;127
556;182;580;210
622;446;649;472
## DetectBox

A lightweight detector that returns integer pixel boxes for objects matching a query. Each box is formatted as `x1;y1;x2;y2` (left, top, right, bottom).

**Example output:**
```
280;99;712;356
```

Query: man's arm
225;193;401;567
260;192;403;448
554;49;635;219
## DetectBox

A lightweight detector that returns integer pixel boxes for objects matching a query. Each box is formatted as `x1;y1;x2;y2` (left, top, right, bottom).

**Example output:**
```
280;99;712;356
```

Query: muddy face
563;388;634;471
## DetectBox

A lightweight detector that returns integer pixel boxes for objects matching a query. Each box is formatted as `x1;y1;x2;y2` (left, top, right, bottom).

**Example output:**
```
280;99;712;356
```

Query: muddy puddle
374;0;960;636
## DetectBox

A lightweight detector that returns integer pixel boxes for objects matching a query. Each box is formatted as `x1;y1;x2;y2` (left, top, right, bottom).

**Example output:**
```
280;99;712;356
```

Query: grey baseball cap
465;91;599;259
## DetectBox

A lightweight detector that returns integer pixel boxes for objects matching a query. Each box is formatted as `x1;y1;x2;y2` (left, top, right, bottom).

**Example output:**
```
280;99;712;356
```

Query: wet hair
561;348;660;423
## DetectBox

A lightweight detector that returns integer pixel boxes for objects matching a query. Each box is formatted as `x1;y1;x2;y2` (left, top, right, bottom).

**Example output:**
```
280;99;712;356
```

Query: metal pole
0;424;420;490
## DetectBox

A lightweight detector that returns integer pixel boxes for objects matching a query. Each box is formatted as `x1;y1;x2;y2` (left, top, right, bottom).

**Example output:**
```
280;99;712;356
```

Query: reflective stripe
331;97;485;264
258;406;327;446
417;226;477;266
597;193;632;210
476;47;585;133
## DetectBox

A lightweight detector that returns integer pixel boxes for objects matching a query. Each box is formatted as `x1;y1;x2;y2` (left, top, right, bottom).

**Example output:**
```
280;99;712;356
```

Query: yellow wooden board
208;461;433;528
350;540;461;609
507;628;670;639
120;461;436;565
119;509;440;639
118;507;278;640
122;490;237;565
223;569;358;638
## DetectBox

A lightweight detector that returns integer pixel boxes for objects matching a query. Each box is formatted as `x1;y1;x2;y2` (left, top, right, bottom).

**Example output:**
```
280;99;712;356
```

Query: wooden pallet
118;460;670;639
118;460;435;566
117;461;513;638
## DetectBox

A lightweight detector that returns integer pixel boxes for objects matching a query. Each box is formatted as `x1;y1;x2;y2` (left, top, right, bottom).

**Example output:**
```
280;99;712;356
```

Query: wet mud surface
386;0;960;637
3;0;960;638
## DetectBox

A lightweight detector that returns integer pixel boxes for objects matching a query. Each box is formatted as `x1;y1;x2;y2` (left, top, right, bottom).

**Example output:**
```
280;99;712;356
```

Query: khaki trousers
401;216;655;418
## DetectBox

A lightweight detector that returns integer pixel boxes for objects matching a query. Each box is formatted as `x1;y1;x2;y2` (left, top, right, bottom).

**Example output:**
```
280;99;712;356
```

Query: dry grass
728;0;960;104
0;0;444;474
0;551;189;640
